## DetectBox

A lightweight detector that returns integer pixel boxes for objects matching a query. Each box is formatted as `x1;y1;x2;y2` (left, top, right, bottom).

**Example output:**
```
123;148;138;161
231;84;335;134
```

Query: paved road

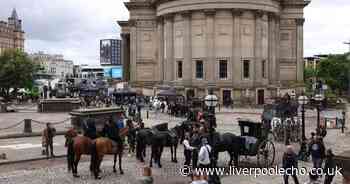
0;105;348;183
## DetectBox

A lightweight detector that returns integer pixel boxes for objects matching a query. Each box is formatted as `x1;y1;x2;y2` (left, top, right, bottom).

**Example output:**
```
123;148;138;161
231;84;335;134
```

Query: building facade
100;39;122;66
118;0;309;104
0;9;25;54
30;52;74;79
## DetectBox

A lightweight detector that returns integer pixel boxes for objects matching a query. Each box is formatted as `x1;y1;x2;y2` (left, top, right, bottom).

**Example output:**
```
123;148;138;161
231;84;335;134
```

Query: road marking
0;143;60;150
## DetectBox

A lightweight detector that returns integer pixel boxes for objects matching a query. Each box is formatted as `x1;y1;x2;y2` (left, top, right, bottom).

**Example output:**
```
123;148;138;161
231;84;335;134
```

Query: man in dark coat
102;119;122;152
45;123;56;158
324;149;336;184
83;119;97;140
282;145;299;184
309;136;326;171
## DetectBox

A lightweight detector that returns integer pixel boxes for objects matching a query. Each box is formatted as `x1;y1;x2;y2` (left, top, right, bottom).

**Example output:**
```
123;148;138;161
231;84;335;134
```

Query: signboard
111;67;122;79
100;40;112;65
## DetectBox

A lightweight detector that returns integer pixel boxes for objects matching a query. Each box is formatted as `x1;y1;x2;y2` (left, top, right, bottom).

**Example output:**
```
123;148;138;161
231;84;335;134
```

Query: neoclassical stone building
118;0;309;104
0;9;25;54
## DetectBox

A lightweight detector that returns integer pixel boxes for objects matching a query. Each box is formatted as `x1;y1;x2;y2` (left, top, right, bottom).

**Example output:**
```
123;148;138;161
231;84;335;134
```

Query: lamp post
204;89;218;145
298;95;309;141
314;94;324;135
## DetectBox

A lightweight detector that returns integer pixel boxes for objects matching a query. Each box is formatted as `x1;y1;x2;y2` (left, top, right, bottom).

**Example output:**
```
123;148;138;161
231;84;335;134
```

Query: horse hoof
73;174;80;178
158;164;162;168
113;169;117;173
173;160;178;163
120;170;124;175
95;176;102;180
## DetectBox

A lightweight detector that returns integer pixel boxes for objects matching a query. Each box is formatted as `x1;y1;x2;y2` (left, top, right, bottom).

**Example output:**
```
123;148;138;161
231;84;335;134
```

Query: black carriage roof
237;118;261;127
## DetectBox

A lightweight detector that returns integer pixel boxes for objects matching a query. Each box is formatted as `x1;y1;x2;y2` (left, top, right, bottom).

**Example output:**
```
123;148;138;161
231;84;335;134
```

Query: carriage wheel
257;140;275;168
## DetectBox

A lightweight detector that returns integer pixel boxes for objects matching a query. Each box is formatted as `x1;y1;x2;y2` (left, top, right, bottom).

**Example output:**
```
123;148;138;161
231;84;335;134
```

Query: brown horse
65;129;94;177
90;127;128;179
66;128;127;178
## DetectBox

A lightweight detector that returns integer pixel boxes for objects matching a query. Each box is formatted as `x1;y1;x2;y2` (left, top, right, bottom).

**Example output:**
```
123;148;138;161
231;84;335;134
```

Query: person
304;170;320;184
102;119;122;153
160;101;165;113
309;136;326;171
126;119;136;156
282;145;299;184
198;138;212;169
45;123;56;158
138;167;153;184
83;119;97;140
191;124;201;169
43;85;48;99
323;149;336;184
183;132;196;166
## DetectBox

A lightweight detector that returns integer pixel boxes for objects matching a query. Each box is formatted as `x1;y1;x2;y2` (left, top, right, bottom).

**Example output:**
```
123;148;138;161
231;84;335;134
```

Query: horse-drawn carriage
237;119;276;167
262;102;301;143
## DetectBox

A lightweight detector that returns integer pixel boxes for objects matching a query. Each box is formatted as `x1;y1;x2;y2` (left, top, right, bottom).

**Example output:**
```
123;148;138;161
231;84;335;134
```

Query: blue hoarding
111;67;122;79
104;68;111;77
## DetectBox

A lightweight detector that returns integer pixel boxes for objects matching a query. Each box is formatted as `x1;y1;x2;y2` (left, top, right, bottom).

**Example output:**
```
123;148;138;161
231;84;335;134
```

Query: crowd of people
282;132;336;184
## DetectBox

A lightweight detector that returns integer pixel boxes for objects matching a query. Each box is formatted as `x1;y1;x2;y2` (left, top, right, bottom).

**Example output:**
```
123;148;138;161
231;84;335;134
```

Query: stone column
182;11;192;86
275;16;280;82
268;13;277;84
205;9;216;84
296;18;305;82
254;11;264;85
164;14;174;83
232;10;242;85
130;20;137;82
121;33;130;82
157;17;164;82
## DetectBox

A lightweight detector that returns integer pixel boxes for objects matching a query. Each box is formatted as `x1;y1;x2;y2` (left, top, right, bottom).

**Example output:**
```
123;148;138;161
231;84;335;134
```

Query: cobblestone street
0;105;349;183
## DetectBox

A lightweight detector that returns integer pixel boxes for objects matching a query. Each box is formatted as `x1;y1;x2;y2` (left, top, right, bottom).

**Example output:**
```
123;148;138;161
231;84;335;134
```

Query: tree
0;49;38;101
317;54;350;95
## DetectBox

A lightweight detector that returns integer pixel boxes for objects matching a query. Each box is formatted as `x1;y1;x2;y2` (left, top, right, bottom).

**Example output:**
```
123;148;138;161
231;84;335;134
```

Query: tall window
196;60;203;79
243;60;250;79
219;60;228;79
262;60;266;78
177;61;183;79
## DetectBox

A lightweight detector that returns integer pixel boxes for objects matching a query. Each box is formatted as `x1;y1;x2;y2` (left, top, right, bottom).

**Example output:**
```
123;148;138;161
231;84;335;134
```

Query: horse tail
90;141;98;172
67;139;74;172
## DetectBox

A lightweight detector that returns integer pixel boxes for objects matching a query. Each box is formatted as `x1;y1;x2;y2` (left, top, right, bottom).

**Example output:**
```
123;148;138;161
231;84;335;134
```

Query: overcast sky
0;0;349;65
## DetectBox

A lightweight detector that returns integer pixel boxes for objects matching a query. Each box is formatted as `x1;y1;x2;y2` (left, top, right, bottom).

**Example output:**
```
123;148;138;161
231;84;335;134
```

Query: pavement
0;104;348;183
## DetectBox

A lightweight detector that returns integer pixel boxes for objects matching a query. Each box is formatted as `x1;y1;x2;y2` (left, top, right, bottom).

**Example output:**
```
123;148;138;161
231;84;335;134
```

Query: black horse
149;128;178;168
135;127;179;168
211;132;245;167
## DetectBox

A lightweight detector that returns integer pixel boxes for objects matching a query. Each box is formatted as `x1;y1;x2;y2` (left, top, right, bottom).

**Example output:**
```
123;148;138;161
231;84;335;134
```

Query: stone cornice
281;0;310;8
232;9;243;16
124;1;153;10
295;18;305;26
203;9;216;16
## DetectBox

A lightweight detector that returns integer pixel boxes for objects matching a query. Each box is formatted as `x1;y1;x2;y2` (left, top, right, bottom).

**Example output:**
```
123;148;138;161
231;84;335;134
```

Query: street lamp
298;95;309;141
314;94;324;135
204;89;218;145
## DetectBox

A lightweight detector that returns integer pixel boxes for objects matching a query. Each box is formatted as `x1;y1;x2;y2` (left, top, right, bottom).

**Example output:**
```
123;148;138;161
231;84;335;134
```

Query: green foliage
317;54;349;95
0;49;38;101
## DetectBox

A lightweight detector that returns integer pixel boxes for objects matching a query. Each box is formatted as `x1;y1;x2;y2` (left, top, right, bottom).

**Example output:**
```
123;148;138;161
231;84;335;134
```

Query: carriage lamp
204;89;218;114
298;95;308;141
314;94;324;134
205;89;218;145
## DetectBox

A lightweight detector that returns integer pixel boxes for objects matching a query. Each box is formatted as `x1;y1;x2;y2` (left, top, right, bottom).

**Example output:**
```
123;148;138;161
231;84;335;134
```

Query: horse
90;127;129;179
65;129;94;177
65;128;125;178
210;132;245;167
135;127;179;168
149;127;179;168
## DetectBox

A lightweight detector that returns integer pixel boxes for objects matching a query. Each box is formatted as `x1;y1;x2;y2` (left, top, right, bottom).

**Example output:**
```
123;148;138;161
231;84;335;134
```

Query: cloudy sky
0;0;349;65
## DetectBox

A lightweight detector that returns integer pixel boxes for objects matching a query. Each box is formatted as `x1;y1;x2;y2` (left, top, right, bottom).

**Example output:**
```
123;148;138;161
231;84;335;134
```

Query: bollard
147;110;149;119
24;119;32;133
